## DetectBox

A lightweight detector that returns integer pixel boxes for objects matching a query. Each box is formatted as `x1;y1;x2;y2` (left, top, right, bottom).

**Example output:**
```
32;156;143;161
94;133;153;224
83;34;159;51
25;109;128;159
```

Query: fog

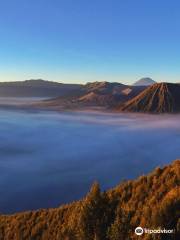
0;109;180;213
0;97;47;106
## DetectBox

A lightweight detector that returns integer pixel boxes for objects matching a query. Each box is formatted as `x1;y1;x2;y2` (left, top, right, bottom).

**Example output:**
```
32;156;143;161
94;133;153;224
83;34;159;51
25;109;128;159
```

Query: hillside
133;77;156;86
120;82;180;113
0;160;179;240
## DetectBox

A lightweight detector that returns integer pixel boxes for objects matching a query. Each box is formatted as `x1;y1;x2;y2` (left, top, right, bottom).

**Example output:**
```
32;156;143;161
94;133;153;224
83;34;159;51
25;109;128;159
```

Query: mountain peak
133;77;156;86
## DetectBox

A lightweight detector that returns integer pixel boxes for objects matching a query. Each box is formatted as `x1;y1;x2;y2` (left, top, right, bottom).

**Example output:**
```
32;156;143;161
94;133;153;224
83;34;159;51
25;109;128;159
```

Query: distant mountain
120;82;180;113
36;82;147;109
0;79;83;97
133;77;156;86
0;160;179;239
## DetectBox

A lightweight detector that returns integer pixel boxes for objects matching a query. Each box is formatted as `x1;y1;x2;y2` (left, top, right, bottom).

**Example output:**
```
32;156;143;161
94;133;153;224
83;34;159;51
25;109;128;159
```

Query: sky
0;0;180;84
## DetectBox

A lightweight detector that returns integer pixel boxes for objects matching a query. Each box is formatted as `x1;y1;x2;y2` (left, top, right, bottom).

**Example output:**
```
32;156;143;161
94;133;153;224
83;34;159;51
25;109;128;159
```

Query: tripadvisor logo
135;227;144;235
135;226;175;236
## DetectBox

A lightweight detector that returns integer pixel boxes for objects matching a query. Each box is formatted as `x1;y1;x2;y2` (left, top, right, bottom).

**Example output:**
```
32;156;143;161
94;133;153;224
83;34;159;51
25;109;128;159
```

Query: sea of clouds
0;107;180;213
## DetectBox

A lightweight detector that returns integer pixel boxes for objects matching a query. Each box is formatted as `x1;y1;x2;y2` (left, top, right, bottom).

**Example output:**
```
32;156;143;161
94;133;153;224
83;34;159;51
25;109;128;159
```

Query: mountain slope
120;82;180;113
0;160;179;240
133;77;156;86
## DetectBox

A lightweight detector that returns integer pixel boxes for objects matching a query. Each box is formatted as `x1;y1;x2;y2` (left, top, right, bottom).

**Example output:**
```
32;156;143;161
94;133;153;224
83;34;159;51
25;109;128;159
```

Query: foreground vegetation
0;160;179;240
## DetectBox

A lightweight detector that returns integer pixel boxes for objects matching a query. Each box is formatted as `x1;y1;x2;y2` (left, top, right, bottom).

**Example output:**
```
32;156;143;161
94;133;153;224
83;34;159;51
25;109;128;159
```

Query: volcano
120;82;180;113
133;77;156;86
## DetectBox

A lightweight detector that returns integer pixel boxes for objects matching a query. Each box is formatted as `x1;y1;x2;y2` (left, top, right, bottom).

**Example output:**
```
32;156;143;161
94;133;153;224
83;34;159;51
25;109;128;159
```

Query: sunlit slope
0;160;179;240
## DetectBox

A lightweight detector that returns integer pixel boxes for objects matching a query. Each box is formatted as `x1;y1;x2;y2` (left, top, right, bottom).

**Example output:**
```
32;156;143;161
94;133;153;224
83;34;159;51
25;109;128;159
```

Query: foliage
0;160;179;240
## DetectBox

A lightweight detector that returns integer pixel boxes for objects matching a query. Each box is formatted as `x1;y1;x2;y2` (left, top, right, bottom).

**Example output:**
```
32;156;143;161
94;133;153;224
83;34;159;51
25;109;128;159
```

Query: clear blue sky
0;0;180;84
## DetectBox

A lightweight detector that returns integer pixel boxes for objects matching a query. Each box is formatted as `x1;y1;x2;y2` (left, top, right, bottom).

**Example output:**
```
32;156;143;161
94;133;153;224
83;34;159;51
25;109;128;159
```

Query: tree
76;182;110;240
